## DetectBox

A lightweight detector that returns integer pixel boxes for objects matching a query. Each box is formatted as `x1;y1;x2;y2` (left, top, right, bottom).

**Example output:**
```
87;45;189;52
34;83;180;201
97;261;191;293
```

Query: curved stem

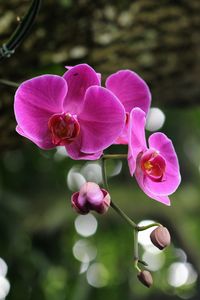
110;201;137;228
101;153;162;273
101;157;137;229
138;223;161;231
0;0;41;60
101;154;161;231
0;79;19;88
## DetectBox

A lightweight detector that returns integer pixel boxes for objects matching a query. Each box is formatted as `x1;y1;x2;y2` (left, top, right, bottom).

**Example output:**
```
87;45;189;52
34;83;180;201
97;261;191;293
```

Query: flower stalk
101;154;166;275
101;155;160;231
0;0;41;60
0;79;19;88
102;154;127;160
101;156;136;227
133;229;141;272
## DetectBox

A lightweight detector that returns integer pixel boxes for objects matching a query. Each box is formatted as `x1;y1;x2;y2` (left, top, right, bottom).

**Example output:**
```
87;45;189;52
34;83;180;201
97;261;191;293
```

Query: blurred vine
0;0;41;60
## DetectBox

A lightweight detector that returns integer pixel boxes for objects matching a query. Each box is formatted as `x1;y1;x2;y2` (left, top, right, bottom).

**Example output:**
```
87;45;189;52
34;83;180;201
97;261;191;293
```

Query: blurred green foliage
0;107;200;300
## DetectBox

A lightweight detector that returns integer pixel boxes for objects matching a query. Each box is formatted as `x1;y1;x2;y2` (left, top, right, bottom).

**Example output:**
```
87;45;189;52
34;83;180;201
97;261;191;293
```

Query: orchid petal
66;135;103;160
14;75;68;149
106;70;151;114
78;86;126;153
16;126;54;149
65;65;101;83
128;108;147;175
144;133;181;195
114;116;129;144
63;64;100;114
135;164;171;206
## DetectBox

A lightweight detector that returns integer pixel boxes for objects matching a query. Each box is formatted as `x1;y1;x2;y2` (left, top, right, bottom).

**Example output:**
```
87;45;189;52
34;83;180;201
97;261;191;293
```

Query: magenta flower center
141;149;166;182
48;113;80;146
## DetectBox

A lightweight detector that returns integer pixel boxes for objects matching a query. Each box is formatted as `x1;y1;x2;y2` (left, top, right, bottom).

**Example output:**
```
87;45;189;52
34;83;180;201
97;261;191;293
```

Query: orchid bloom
14;64;125;160
128;108;181;205
105;70;151;144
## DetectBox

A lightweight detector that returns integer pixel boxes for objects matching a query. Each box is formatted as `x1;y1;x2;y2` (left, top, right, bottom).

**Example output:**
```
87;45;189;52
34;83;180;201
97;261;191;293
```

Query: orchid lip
140;149;166;182
48;113;80;146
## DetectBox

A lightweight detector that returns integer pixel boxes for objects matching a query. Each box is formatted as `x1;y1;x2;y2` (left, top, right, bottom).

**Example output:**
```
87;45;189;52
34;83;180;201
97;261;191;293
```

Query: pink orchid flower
105;70;151;144
128;108;181;205
14;64;126;160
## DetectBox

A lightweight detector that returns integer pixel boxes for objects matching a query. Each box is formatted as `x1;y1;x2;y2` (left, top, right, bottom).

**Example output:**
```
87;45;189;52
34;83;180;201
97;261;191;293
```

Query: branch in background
0;0;41;60
0;79;19;88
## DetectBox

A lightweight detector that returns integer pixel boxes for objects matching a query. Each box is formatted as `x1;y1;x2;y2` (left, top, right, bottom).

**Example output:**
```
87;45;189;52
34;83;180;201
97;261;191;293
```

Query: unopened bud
137;270;153;288
71;182;110;215
150;226;171;250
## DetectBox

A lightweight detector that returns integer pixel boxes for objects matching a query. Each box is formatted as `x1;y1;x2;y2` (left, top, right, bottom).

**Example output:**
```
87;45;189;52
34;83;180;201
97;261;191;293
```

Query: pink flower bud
137;270;153;288
71;182;110;215
150;226;171;250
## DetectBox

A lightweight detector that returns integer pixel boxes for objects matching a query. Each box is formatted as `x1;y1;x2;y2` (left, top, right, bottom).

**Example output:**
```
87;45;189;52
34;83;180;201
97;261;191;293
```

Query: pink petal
65;65;101;83
128;108;147;175
63;64;100;114
115;124;128;144
14;75;68;149
78;86;126;153
66;135;103;160
144;133;181;195
16;126;53;149
106;70;151;114
135;164;171;206
114;112;129;144
97;73;102;83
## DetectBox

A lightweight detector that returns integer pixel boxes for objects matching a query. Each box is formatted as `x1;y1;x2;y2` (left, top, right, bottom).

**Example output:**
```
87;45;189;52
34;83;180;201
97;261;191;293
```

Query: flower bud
71;182;110;215
150;226;171;250
137;270;153;288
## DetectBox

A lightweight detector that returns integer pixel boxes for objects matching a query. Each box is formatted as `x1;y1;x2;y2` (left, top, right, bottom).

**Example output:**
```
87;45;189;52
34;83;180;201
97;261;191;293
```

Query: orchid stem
101;157;109;190
101;156;137;229
0;79;19;88
110;201;137;228
134;229;141;272
138;223;161;231
101;153;161;273
0;0;41;60
103;154;127;160
101;155;161;231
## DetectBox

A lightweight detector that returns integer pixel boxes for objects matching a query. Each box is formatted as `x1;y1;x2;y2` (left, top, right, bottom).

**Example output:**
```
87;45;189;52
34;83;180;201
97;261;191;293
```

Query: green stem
101;157;137;229
101;157;109;190
0;79;19;88
110;201;137;228
138;223;161;231
101;154;161;273
134;229;141;272
103;154;127;160
101;154;161;232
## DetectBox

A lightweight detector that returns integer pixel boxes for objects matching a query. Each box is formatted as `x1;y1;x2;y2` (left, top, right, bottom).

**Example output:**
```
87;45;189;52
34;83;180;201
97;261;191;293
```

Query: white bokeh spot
146;107;166;132
138;220;157;247
73;239;97;264
67;167;86;191
86;263;109;288
167;262;198;287
74;214;98;237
